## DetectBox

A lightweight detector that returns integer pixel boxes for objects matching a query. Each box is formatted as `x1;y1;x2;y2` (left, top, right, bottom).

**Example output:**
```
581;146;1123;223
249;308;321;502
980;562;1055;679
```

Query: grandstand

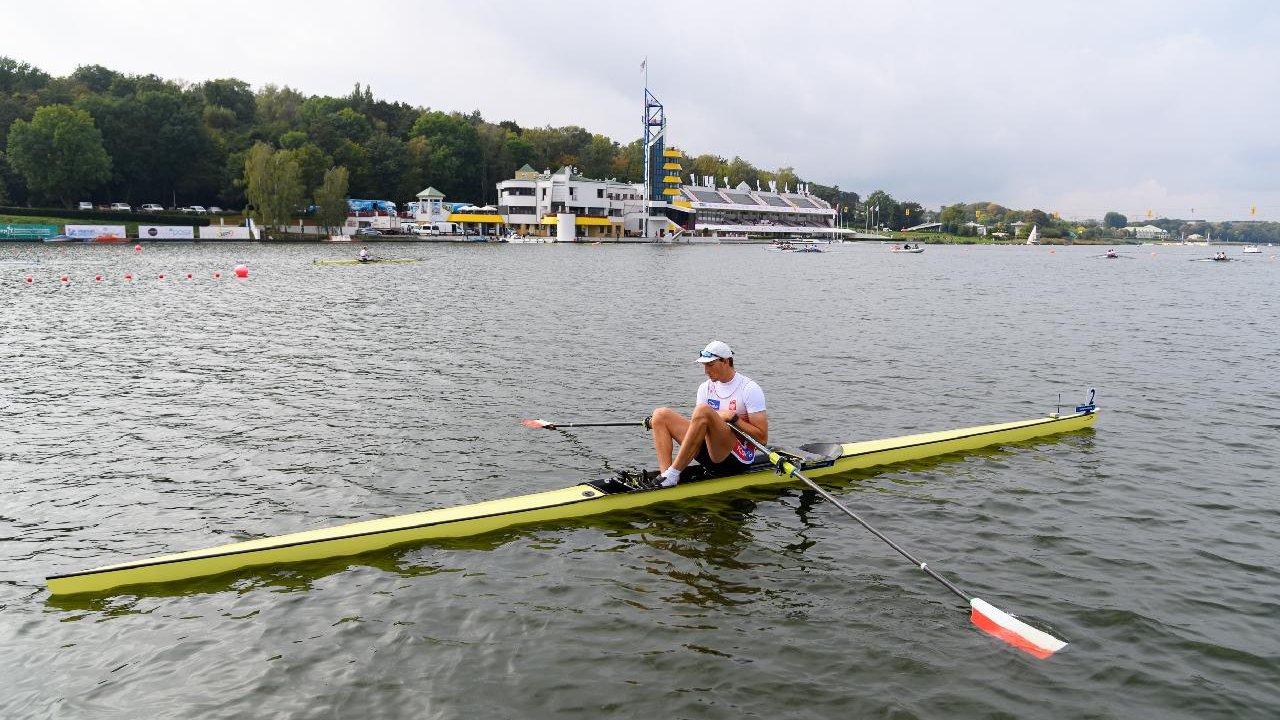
670;181;847;239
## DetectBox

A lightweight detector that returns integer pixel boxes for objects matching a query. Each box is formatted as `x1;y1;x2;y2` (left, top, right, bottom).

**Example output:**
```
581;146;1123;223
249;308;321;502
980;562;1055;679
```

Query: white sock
660;466;681;487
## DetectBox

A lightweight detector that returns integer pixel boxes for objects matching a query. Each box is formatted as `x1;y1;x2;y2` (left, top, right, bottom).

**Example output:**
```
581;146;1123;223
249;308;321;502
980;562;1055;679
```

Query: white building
496;164;658;240
1126;224;1171;240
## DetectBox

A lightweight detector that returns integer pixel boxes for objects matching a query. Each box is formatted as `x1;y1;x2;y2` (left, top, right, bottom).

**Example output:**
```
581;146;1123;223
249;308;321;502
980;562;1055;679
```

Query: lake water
1;241;1277;719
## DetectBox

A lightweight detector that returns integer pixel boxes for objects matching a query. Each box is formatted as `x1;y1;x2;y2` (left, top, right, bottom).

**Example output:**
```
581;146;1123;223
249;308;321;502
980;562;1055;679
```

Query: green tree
410;111;481;199
286;142;332;197
939;203;967;233
1103;211;1127;229
864;190;899;229
78;90;209;203
200;78;255;127
243;141;303;228
6;104;111;206
313;166;350;233
363;131;407;199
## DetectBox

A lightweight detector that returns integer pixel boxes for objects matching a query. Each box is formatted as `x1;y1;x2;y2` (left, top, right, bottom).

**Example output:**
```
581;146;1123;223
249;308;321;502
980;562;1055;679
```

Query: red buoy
213;272;222;279
233;265;249;278
125;273;133;281
134;244;142;252
95;275;102;281
60;274;69;282
158;273;165;280
25;276;33;283
186;272;193;280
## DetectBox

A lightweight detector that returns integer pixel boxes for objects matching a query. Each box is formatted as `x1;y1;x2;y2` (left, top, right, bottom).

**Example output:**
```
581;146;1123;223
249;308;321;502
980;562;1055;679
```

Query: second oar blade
521;419;556;429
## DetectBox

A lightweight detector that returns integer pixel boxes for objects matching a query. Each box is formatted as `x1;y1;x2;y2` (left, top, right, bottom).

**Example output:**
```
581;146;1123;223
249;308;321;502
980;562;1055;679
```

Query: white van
78;201;93;211
139;204;164;213
110;202;131;212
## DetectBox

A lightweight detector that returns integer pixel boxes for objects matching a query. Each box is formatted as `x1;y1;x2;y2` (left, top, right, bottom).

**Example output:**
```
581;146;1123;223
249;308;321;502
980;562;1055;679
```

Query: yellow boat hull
46;411;1095;595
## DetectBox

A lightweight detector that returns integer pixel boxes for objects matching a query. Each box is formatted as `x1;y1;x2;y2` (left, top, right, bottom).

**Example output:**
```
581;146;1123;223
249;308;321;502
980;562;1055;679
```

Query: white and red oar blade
521;419;554;429
970;598;1067;659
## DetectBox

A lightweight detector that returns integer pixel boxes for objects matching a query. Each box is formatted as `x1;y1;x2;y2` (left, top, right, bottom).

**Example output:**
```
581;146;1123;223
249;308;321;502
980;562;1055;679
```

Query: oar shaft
554;420;648;428
730;426;970;603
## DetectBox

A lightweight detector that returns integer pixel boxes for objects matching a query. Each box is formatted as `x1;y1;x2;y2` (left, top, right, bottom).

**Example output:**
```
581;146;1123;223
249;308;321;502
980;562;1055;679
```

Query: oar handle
729;425;971;603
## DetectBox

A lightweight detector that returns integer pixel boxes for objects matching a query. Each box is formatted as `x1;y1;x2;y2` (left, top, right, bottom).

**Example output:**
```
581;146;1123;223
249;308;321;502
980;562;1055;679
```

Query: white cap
696;340;734;363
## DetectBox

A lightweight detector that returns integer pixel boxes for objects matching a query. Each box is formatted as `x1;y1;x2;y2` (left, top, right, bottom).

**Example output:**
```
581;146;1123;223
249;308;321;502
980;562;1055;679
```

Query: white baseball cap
696;340;734;363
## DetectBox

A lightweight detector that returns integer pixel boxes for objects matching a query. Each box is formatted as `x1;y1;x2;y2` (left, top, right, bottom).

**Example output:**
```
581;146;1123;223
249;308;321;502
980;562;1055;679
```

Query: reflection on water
3;242;1278;719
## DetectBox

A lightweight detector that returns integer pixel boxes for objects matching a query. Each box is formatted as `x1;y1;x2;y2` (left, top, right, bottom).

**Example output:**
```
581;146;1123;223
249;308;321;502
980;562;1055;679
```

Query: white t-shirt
696;372;766;463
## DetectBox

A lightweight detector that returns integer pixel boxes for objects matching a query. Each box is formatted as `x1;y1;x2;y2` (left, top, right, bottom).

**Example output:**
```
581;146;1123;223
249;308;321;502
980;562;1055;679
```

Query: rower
649;341;769;487
1106;249;1117;258
359;246;371;262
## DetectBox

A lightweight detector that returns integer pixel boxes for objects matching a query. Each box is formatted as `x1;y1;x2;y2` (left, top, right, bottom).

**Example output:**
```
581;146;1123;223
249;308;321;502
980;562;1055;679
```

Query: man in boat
649;341;768;487
359;246;371;262
1106;249;1117;258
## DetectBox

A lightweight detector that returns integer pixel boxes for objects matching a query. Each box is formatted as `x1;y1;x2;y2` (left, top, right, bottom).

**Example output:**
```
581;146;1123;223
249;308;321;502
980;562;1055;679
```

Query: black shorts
695;445;749;475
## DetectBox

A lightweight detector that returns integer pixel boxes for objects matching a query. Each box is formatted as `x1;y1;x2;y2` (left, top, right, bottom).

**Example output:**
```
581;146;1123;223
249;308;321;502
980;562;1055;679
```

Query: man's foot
659;466;682;488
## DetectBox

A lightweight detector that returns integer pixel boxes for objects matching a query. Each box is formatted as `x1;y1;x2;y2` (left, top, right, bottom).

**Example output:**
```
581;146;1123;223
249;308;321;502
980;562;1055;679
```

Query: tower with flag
641;59;682;238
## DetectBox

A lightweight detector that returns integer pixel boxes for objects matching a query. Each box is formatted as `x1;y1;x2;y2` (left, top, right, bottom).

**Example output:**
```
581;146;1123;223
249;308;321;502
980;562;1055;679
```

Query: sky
5;0;1279;221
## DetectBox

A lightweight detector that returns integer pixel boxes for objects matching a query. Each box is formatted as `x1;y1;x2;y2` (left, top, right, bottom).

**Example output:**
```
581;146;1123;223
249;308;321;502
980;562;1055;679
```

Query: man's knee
652;406;678;427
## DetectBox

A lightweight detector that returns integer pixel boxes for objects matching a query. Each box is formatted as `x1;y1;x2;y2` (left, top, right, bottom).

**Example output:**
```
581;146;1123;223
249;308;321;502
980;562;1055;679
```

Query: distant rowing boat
312;258;421;265
46;409;1097;596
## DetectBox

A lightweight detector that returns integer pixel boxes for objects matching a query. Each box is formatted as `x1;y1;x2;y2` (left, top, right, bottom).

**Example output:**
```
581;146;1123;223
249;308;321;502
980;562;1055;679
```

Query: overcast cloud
6;0;1278;220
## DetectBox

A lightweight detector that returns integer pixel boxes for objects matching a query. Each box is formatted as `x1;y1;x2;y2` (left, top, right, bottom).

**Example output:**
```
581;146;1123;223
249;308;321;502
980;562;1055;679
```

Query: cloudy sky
7;1;1278;220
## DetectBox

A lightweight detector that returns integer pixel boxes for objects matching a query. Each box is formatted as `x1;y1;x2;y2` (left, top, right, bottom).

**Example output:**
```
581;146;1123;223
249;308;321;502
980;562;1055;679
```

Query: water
1;242;1277;719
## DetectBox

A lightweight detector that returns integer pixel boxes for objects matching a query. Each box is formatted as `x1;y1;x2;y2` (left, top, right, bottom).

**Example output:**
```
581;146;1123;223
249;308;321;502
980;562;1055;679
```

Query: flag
640;58;647;71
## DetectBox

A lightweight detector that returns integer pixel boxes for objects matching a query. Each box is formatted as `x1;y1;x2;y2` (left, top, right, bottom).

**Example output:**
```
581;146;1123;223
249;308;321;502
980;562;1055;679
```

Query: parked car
184;206;208;214
208;206;224;214
110;203;132;212
139;204;164;213
356;227;382;236
78;201;93;211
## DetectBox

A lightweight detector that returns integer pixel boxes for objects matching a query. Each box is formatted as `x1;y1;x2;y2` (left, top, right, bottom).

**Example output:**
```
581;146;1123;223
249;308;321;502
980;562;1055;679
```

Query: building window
597;189;604;198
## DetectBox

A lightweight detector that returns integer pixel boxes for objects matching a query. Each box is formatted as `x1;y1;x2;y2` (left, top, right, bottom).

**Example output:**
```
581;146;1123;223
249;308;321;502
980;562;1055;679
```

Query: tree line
0;57;859;219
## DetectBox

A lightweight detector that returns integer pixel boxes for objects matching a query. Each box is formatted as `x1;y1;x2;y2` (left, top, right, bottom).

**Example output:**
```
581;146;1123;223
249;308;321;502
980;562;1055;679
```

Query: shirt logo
706;399;720;410
729;399;737;413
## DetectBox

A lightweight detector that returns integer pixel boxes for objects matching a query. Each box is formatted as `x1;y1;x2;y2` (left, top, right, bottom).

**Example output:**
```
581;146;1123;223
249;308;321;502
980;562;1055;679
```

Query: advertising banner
0;224;59;240
197;226;253;240
66;225;127;238
139;225;196;239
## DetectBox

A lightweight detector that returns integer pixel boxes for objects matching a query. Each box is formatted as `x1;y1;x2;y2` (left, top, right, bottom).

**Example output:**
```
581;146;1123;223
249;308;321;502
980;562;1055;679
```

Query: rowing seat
589;443;846;495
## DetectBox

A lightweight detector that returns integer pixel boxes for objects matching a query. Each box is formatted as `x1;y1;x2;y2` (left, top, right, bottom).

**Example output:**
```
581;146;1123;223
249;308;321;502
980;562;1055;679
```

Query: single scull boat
47;409;1095;596
312;258;420;265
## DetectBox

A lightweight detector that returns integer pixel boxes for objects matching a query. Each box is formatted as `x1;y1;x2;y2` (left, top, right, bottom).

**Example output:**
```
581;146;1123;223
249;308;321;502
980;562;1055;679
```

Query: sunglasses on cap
700;351;726;360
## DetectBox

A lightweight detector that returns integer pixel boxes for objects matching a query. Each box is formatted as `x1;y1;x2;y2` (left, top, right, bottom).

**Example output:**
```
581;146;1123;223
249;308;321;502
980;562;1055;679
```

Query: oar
727;424;1068;659
521;417;652;430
